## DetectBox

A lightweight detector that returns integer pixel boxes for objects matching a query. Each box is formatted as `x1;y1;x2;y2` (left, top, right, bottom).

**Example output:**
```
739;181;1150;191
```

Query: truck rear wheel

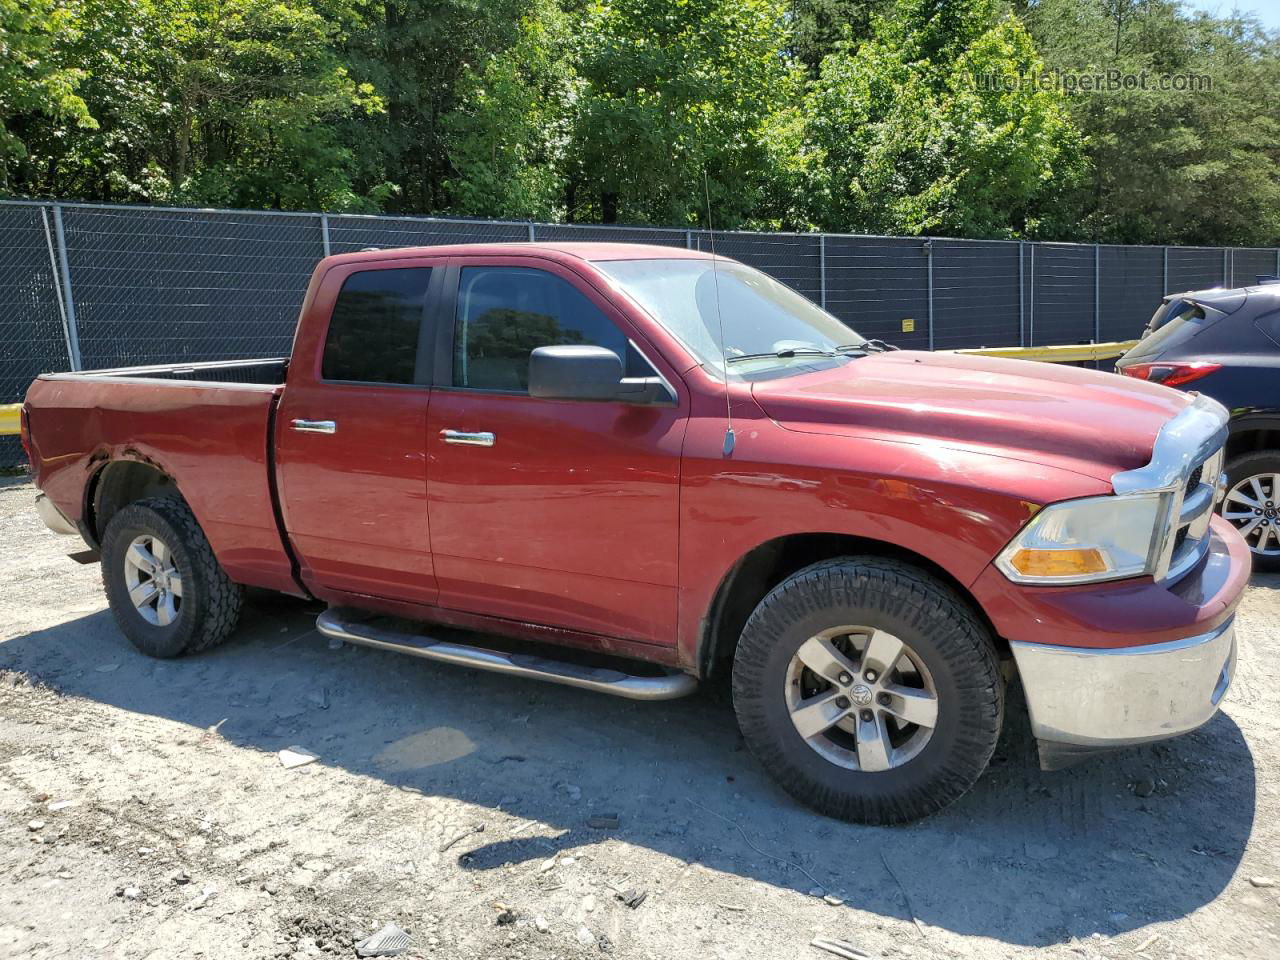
731;557;1003;824
101;497;243;658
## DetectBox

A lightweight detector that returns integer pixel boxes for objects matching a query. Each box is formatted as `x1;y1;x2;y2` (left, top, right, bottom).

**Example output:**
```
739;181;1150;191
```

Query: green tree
787;0;887;76
0;0;94;189
1026;0;1280;245
342;0;526;213
443;0;577;220
7;0;382;209
802;0;1087;237
570;0;800;227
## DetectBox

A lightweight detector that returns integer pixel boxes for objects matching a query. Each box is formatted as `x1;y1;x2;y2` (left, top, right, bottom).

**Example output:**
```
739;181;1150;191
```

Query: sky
1187;0;1280;30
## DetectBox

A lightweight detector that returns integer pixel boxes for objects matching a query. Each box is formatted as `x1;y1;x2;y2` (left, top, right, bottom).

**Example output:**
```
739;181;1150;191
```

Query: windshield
597;258;866;376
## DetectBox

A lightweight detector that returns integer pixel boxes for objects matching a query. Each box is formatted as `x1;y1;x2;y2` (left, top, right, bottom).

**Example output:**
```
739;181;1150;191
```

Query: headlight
995;493;1172;585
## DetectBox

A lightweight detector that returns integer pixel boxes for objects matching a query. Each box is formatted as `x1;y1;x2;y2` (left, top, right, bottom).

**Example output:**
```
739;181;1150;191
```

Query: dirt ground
1;475;1278;960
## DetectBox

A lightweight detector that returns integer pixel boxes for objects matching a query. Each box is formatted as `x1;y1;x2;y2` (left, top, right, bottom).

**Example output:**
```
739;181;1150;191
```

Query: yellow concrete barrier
953;340;1139;364
0;404;19;437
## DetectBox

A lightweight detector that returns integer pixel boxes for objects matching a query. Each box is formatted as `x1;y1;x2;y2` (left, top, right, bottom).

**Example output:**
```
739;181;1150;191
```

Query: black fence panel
535;224;688;248
0;204;70;466
1098;245;1163;341
61;206;323;369
1032;243;1095;346
932;240;1021;350
0;205;70;401
1231;248;1278;287
695;231;823;305
1167;247;1226;293
328;215;527;253
823;236;928;349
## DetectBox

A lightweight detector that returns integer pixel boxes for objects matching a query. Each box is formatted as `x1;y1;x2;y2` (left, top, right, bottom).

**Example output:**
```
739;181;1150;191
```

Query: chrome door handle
441;429;495;447
291;419;337;435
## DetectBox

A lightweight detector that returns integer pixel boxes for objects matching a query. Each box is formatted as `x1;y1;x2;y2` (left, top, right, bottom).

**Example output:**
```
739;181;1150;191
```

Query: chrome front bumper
1011;616;1236;769
35;493;79;536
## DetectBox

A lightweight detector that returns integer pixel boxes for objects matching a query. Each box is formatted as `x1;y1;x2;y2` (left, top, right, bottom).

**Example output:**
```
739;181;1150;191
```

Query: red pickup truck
21;243;1249;824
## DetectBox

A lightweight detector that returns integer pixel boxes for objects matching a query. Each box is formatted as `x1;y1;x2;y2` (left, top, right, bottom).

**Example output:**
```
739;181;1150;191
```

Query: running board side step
316;608;698;701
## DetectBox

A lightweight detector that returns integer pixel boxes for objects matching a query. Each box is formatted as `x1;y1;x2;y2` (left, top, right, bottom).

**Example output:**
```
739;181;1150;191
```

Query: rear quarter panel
24;375;297;594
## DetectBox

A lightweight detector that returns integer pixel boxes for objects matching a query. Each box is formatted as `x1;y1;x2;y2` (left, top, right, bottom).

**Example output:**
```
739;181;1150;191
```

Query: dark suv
1117;284;1280;570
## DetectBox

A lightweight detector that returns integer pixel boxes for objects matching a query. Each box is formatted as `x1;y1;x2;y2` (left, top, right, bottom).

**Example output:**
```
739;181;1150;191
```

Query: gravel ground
1;474;1278;960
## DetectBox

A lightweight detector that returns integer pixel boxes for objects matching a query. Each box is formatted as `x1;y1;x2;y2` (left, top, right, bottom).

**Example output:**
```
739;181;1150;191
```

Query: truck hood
750;351;1190;484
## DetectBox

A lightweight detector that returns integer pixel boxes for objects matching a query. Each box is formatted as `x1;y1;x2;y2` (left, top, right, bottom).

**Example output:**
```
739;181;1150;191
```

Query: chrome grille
1111;395;1230;584
1159;442;1223;582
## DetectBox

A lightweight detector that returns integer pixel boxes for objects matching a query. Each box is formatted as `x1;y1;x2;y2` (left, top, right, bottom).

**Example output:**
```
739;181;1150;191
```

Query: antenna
703;172;735;457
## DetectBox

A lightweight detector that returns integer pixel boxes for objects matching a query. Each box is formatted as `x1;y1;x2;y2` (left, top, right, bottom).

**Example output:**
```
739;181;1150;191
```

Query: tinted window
454;266;639;391
1123;301;1210;361
322;268;432;384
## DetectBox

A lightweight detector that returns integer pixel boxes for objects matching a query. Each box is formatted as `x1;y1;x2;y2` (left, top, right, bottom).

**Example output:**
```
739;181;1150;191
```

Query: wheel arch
85;457;188;548
1226;414;1280;462
696;532;1004;680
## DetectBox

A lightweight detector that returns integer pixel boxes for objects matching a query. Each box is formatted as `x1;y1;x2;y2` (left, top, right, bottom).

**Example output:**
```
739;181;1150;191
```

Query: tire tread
732;557;1002;824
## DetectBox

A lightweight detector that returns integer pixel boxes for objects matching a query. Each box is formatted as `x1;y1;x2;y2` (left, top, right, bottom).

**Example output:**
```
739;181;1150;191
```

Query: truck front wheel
732;557;1003;824
101;497;243;658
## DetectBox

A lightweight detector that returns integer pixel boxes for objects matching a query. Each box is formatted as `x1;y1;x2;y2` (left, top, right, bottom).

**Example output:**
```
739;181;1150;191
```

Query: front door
276;259;445;604
426;258;687;644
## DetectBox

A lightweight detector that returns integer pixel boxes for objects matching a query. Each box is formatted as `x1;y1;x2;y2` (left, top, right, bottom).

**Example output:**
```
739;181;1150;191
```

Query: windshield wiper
725;348;837;364
840;339;898;354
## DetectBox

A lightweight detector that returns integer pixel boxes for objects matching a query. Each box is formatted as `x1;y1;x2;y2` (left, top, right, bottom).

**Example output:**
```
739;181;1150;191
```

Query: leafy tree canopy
0;0;1275;244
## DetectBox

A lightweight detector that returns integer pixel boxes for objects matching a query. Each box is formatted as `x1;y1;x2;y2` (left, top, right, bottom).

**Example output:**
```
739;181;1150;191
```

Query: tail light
1120;361;1222;387
19;406;32;464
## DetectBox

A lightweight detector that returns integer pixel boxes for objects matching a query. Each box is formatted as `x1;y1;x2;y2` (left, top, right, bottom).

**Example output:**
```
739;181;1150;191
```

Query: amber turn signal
1007;547;1108;578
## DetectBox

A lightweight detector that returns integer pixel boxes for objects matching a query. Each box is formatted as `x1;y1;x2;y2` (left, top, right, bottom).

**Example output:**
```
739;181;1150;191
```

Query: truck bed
23;363;297;595
69;357;288;385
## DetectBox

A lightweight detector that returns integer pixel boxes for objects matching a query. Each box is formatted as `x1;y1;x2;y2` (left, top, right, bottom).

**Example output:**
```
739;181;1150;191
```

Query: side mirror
529;345;623;400
528;345;673;403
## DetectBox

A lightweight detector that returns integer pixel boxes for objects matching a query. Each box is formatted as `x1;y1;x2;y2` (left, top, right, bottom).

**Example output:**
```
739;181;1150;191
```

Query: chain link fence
3;198;1278;465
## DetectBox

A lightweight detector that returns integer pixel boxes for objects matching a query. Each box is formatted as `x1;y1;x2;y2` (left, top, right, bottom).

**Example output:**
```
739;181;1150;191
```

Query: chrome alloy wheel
1222;473;1280;558
123;534;184;626
784;626;938;772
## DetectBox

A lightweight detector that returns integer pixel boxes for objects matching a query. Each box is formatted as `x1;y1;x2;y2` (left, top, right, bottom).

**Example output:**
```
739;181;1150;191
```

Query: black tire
101;497;243;658
1222;451;1280;572
732;557;1003;825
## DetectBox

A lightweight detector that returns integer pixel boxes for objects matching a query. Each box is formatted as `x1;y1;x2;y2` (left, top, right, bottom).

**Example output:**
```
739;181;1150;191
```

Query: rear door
275;258;446;604
425;256;688;644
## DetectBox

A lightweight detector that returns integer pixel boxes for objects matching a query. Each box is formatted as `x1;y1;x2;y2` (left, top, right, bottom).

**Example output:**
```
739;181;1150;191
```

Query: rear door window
322;268;433;384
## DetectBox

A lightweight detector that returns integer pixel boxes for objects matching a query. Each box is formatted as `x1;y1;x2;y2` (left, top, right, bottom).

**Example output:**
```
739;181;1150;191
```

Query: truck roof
321;241;717;268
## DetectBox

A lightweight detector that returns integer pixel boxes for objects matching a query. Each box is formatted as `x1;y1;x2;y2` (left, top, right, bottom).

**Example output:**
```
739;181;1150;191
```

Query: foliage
1026;0;1280;246
6;0;380;208
442;0;577;221
0;0;94;183
569;0;800;226
0;0;1276;245
801;0;1087;237
787;1;887;76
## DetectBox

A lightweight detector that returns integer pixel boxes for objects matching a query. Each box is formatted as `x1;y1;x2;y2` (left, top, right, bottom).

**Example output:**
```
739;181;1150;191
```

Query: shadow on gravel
0;593;1256;947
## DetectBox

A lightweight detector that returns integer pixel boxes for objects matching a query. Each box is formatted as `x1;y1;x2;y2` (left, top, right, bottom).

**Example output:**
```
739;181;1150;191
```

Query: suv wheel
1221;452;1280;571
101;497;244;658
732;557;1003;824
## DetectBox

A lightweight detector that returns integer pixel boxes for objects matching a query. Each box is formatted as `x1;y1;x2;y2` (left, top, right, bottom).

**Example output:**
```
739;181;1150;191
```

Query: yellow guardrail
954;340;1139;363
0;340;1138;439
